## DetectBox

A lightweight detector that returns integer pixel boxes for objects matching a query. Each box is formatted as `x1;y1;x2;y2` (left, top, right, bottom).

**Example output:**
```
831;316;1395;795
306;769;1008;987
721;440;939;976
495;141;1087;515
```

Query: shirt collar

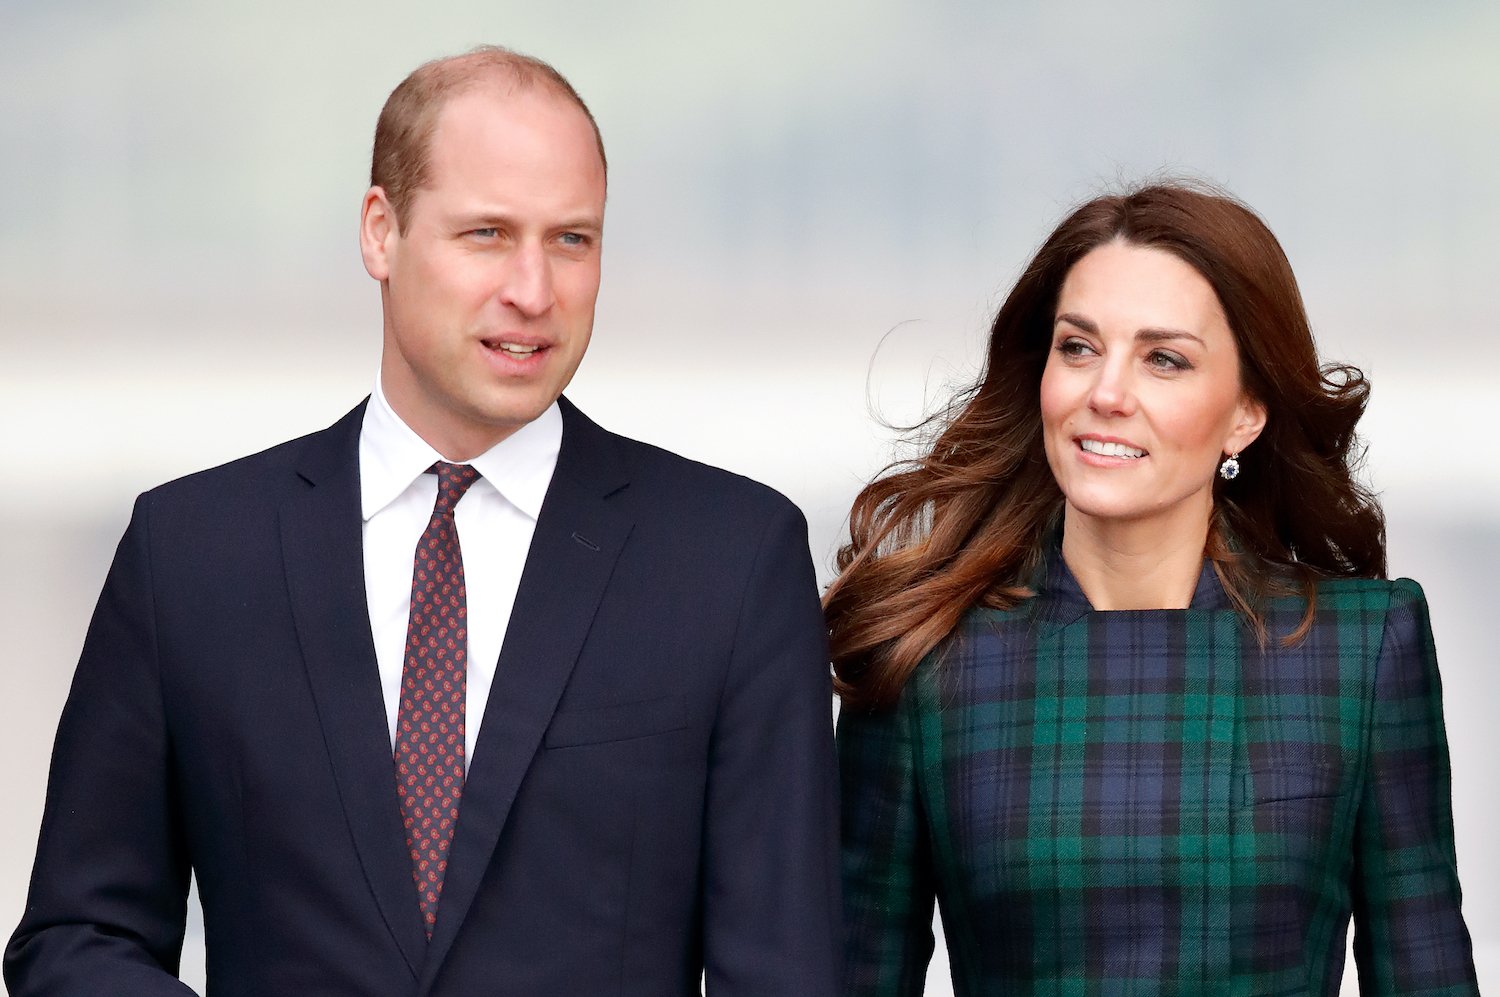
358;377;562;522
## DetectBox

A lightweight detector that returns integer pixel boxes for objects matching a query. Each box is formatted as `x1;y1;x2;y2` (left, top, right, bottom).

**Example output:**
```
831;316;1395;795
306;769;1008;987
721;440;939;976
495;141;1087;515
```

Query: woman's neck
1060;505;1211;610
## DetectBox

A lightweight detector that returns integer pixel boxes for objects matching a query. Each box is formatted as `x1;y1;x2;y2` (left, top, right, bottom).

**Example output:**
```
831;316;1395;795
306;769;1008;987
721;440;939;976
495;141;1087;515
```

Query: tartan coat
839;552;1478;996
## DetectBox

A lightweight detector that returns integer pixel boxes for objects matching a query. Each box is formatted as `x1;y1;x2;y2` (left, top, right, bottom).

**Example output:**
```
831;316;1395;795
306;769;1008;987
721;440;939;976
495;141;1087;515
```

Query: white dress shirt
358;379;561;770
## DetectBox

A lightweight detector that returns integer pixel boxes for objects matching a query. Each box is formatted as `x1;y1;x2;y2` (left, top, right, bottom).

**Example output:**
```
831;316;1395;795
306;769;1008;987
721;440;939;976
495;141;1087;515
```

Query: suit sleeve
701;501;842;996
4;494;196;995
1350;579;1479;996
838;682;935;997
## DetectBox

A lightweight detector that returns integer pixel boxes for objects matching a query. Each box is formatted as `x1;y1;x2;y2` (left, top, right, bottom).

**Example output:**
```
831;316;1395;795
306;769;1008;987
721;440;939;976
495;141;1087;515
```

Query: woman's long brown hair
826;182;1386;711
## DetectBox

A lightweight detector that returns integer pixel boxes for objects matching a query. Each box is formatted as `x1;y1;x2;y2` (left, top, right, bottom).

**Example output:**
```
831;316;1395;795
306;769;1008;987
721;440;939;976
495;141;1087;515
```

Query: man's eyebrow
457;212;603;232
554;217;604;232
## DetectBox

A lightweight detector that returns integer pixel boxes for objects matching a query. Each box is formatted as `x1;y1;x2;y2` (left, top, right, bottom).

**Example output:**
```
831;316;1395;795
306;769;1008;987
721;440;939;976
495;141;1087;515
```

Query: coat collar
1029;537;1233;636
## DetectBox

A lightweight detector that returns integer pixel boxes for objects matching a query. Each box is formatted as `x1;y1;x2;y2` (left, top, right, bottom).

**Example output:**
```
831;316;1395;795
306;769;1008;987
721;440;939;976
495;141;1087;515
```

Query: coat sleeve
1351;579;1479;996
701;501;842;996
4;494;196;995
838;680;935;997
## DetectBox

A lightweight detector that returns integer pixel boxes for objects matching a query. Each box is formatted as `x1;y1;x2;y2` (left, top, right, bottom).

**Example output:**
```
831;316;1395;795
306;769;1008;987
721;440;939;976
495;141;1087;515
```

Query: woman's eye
1147;349;1191;371
1056;337;1095;358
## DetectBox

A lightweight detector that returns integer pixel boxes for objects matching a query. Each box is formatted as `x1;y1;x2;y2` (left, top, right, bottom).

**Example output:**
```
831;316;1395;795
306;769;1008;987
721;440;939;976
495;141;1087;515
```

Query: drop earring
1219;453;1241;481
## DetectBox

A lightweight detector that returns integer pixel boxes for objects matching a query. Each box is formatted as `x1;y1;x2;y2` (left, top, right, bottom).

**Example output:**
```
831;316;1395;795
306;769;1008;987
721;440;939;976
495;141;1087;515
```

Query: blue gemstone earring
1219;453;1241;481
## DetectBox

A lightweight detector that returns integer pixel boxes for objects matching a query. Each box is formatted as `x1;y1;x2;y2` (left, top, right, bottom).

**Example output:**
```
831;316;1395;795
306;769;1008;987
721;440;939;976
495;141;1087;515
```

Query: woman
829;182;1478;996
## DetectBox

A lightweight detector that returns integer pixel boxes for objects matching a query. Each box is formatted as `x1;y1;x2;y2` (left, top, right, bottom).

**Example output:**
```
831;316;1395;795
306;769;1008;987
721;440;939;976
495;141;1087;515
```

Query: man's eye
559;232;590;247
470;227;499;238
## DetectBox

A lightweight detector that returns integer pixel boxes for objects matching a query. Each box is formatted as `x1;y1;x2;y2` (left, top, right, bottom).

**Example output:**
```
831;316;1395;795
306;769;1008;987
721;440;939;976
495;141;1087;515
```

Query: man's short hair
371;45;607;233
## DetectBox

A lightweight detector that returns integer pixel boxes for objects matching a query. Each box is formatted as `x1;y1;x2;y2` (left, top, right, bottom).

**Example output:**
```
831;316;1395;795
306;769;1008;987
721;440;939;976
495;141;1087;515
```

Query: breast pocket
1233;758;1350;873
1238;762;1345;807
544;694;689;749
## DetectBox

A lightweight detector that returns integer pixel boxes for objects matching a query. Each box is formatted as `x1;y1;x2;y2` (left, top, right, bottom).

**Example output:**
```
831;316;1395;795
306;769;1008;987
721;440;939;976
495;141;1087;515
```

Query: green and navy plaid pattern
840;555;1478;996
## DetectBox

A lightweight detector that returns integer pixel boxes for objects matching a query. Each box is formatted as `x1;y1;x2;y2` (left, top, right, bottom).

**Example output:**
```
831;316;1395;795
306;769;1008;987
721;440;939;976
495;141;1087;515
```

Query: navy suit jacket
6;398;842;996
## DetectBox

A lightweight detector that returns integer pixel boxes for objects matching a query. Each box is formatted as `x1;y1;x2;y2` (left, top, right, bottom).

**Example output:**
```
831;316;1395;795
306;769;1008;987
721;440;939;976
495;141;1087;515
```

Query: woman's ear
1225;393;1267;456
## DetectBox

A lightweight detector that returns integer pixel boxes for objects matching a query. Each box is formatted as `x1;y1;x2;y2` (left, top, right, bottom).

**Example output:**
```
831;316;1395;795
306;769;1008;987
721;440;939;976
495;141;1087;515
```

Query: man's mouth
481;338;545;357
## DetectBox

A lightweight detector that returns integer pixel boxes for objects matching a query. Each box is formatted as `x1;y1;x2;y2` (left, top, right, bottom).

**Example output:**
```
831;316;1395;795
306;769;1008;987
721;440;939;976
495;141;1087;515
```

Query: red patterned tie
394;461;479;938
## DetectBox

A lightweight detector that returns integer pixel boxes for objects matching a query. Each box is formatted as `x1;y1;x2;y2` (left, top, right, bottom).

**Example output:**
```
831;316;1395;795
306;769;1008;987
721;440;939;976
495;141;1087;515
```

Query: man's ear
359;187;398;281
1225;393;1267;457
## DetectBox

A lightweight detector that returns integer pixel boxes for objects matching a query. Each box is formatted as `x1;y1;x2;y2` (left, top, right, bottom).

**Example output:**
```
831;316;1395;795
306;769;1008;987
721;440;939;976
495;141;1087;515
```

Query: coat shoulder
1260;577;1434;664
1296;576;1428;614
597;424;804;527
137;403;363;524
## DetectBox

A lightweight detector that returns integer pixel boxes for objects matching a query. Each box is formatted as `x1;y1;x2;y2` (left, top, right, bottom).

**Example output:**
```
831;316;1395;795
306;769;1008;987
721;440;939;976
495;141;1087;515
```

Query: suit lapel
280;401;427;977
419;398;633;989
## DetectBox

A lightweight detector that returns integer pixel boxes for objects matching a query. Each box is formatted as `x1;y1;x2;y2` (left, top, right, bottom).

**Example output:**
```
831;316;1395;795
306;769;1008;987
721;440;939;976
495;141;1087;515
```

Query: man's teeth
1080;439;1146;459
494;342;539;355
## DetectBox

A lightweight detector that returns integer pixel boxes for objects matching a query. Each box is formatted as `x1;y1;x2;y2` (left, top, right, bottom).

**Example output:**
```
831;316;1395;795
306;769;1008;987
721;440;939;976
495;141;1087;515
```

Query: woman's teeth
1080;439;1145;458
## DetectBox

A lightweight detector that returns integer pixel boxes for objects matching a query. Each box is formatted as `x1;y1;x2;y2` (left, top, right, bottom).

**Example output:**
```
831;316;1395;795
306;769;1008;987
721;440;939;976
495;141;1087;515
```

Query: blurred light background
2;1;1495;993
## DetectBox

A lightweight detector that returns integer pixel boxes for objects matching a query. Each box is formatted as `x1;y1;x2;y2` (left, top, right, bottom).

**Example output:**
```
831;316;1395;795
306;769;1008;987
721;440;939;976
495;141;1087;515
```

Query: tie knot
428;462;479;513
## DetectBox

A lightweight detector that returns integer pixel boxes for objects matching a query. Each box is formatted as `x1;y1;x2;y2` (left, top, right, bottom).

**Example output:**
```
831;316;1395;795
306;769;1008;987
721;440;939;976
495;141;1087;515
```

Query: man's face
361;85;606;459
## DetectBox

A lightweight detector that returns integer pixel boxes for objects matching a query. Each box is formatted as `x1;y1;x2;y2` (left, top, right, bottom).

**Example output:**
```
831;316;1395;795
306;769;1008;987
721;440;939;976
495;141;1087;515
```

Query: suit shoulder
147;432;308;495
140;404;362;514
142;433;312;507
606;429;803;523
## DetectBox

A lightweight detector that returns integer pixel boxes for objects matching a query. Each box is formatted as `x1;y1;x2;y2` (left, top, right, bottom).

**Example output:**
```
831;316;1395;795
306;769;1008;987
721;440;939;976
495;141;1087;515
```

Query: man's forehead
431;83;596;155
425;92;599;189
414;84;605;218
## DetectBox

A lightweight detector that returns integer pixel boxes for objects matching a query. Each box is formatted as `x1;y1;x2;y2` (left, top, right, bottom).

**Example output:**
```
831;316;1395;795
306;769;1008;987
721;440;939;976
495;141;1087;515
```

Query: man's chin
471;397;555;430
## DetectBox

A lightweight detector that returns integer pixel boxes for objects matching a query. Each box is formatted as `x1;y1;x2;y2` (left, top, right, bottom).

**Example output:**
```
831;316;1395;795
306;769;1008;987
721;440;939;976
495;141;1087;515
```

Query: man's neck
377;372;517;463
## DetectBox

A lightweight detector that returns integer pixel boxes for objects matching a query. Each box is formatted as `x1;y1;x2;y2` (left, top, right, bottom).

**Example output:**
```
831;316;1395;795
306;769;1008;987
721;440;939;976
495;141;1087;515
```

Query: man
6;47;840;995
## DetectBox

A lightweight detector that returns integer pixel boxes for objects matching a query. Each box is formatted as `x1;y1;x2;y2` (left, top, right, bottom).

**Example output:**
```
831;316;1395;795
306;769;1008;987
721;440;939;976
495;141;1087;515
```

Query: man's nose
497;242;554;317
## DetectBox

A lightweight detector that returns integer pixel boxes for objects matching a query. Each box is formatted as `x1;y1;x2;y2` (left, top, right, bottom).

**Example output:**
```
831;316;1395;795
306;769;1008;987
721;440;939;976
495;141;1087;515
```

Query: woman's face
1040;240;1265;535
